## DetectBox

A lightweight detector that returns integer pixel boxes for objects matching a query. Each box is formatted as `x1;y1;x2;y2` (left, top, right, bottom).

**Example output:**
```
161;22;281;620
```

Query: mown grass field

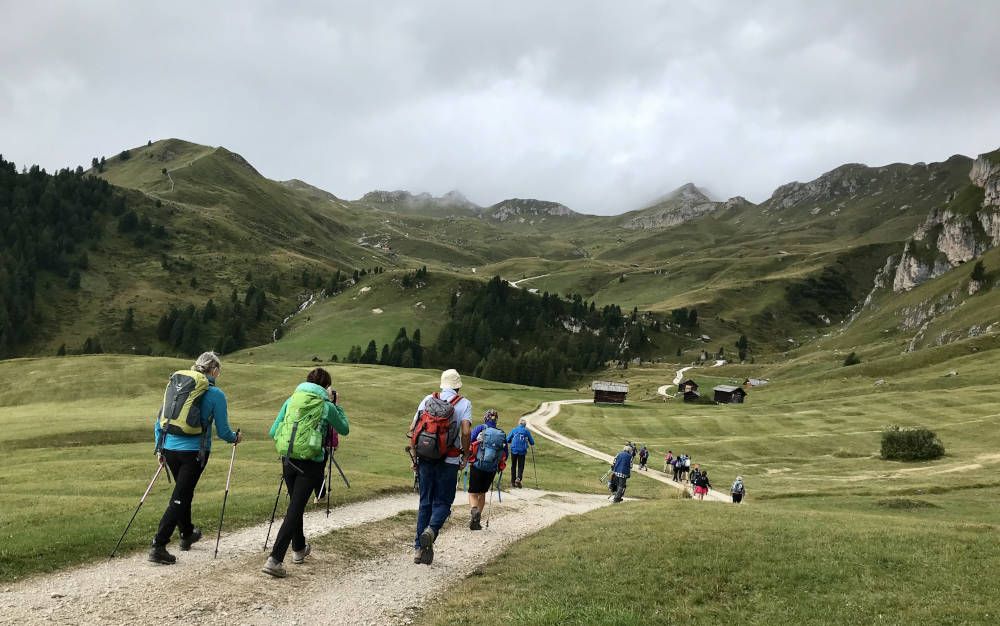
420;336;1000;624
0;355;667;582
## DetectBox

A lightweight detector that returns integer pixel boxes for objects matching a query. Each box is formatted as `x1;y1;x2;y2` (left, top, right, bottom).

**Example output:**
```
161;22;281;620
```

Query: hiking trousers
271;457;324;562
153;449;209;547
509;453;526;484
415;460;459;548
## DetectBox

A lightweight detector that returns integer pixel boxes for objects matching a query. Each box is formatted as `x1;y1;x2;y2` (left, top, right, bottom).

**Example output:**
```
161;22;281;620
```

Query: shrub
843;351;861;366
880;425;945;461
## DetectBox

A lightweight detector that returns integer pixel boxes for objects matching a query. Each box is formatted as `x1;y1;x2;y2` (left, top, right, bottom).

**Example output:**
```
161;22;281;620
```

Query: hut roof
680;379;699;389
713;385;743;393
592;381;629;393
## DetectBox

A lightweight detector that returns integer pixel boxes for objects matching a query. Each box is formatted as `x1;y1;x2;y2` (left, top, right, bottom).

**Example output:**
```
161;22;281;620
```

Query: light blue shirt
412;387;472;465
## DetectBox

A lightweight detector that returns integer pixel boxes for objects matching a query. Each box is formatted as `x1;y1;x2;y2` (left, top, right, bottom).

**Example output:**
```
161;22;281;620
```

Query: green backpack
274;389;328;460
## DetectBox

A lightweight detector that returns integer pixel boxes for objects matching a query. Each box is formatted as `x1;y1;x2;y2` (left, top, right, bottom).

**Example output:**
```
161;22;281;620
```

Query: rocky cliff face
622;183;718;230
486;198;577;222
892;152;1000;292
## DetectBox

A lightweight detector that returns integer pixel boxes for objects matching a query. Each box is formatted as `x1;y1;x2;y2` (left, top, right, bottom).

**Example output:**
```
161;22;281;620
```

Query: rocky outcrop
622;183;718;230
892;150;1000;292
359;189;480;214
485;198;577;222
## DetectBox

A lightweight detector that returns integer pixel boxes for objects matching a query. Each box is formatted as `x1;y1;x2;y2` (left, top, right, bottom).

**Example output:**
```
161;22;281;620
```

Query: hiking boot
148;545;176;565
178;527;202;551
292;544;311;564
469;507;482;531
515;480;522;488
418;527;435;565
414;548;424;564
262;557;287;578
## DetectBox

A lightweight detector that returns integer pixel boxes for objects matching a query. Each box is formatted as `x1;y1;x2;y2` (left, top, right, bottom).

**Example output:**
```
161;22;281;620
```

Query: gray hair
192;351;221;374
519;418;527;426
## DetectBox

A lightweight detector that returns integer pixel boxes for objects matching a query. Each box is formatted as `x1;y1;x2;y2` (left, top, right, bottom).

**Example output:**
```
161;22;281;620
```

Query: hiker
467;410;508;530
682;454;691;482
663;450;674;473
149;351;242;565
407;369;472;565
638;445;649;471
689;463;701;487
506;417;535;488
671;455;682;482
693;469;712;500
608;444;633;503
731;475;746;504
262;368;349;578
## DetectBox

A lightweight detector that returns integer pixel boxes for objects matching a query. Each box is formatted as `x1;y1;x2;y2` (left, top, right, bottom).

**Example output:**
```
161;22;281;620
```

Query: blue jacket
153;377;237;452
471;419;497;443
612;450;632;477
506;425;535;455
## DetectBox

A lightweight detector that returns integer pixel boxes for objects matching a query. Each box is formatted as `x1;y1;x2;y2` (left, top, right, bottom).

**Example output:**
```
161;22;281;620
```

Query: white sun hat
440;369;463;389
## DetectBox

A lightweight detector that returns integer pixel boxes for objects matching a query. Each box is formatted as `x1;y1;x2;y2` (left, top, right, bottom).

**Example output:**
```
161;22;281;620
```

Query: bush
843;351;861;366
880;425;945;461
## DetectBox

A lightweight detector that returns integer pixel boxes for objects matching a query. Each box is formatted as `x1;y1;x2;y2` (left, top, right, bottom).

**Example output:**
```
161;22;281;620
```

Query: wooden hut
679;379;699;393
713;385;747;404
683;390;701;403
592;381;628;404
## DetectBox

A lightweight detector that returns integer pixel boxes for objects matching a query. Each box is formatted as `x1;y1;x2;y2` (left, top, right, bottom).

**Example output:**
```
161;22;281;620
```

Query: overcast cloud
2;0;999;214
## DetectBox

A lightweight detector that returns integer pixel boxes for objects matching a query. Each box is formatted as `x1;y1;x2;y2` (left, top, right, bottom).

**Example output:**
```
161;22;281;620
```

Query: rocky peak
485;198;577;222
621;182;718;230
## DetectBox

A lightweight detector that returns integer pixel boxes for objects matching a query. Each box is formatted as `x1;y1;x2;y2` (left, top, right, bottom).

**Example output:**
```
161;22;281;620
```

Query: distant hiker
626;441;638;458
638;445;649;471
663;450;674;473
407;369;472;565
682;454;691;482
608;444;633;503
506;417;536;488
467;410;508;530
731;476;746;504
671;456;682;482
689;463;701;487
262;368;349;578
693;470;712;500
149;351;242;565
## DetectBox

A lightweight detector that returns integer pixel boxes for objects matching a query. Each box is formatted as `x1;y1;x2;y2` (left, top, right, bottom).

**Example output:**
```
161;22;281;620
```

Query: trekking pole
405;446;419;492
263;473;283;551
330;452;350;488
213;429;239;559
495;470;503;503
484;473;497;529
109;461;166;560
314;476;327;505
325;447;333;517
530;446;538;489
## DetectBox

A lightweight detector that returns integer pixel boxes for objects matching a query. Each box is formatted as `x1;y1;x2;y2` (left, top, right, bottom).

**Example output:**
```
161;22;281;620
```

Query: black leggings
153;449;208;547
271;457;324;562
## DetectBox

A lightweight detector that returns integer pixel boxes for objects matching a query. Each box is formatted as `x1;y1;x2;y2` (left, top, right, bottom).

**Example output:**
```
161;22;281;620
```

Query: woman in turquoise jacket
262;368;349;578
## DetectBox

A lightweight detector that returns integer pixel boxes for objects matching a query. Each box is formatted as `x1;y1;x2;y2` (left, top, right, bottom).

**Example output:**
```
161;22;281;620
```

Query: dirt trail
523;399;729;502
1;489;609;625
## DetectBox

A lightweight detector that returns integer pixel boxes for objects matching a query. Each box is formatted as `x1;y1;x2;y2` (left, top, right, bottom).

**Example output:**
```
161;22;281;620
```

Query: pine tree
122;307;135;332
361;340;378;364
380;343;390;365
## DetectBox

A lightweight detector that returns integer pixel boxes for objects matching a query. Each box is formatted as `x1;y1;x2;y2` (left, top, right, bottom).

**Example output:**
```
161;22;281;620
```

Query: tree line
0;156;125;357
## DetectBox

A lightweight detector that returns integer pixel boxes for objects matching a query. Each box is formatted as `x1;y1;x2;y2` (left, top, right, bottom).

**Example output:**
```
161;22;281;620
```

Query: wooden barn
592;381;628;404
683;390;701;403
713;385;747;404
679;379;699;393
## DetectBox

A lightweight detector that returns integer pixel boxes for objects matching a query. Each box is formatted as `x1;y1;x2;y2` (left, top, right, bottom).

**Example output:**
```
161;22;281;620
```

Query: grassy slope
0;355;668;582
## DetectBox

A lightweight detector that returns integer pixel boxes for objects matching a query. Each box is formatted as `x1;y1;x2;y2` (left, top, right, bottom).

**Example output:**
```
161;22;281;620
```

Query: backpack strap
448;394;463;406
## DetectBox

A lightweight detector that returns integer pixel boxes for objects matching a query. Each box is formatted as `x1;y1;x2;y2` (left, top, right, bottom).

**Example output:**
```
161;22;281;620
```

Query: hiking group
603;447;747;503
129;357;537;574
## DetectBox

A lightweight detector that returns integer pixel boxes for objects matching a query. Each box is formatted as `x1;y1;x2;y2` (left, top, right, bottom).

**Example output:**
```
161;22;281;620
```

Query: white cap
440;368;462;389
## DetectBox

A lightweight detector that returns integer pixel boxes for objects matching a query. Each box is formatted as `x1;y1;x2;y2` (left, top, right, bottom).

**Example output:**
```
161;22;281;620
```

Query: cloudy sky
3;1;999;214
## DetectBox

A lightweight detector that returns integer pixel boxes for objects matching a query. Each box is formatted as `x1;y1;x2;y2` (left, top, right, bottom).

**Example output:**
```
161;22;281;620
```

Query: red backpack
411;393;462;461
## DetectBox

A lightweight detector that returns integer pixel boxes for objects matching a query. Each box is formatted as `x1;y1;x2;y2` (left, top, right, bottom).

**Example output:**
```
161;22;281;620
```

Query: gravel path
523;399;729;502
1;489;609;625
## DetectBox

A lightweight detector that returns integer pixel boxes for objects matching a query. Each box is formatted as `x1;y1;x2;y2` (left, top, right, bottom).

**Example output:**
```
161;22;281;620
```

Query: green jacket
269;382;350;462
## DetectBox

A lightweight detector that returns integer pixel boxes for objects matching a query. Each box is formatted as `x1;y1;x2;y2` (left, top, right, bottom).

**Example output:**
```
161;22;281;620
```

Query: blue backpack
474;427;506;473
